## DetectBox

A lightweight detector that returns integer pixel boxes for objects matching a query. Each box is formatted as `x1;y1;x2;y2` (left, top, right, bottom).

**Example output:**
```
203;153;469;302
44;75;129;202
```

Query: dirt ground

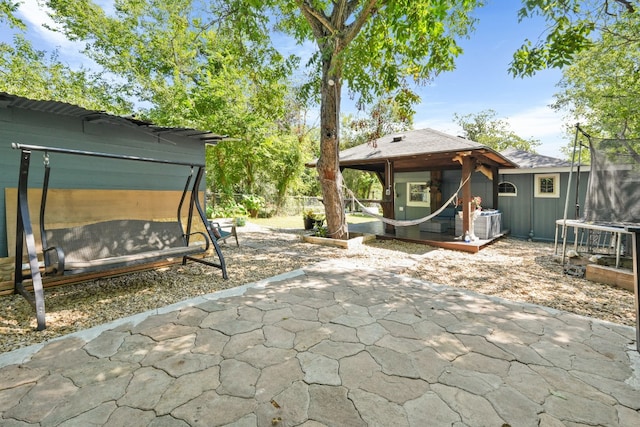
0;224;635;353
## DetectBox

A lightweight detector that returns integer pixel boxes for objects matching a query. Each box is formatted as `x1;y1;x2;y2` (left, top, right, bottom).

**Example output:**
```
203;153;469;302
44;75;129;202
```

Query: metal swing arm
11;143;206;168
177;166;228;278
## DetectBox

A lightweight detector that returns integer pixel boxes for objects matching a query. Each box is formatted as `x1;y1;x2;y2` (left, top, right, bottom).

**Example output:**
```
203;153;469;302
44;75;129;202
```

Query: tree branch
342;0;378;47
295;0;336;39
345;0;361;17
607;0;635;14
331;0;347;31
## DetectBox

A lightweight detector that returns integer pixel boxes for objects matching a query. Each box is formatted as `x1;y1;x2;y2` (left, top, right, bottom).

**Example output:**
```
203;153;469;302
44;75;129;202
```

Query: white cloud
17;0;101;69
506;104;570;158
414;117;463;138
18;0;76;49
506;104;566;140
413;103;569;159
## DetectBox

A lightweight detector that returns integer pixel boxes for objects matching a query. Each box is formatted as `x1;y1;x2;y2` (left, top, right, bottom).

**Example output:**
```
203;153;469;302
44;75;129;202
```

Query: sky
410;4;568;158
3;1;569;158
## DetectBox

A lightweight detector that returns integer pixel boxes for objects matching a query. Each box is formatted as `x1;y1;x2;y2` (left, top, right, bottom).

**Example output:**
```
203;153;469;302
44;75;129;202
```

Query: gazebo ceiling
307;128;518;172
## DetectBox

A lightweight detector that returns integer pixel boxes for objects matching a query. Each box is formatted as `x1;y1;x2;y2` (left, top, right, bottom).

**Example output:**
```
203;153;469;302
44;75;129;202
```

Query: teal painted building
496;148;589;242
421;149;589;242
0;93;222;258
332;130;588;243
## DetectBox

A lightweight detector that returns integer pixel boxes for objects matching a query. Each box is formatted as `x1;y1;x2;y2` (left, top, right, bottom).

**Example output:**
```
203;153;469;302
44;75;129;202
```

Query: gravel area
1;222;635;353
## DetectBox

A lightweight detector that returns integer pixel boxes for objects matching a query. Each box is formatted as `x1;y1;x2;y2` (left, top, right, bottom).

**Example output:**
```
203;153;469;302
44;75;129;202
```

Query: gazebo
310;128;518;251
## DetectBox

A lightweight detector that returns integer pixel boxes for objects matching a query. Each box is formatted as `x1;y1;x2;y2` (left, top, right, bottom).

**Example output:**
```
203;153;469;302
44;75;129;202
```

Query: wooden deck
348;220;508;253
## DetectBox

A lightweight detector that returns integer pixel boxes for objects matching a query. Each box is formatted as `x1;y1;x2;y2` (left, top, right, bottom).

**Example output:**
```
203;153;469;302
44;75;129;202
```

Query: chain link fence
207;193;381;217
207;193;324;217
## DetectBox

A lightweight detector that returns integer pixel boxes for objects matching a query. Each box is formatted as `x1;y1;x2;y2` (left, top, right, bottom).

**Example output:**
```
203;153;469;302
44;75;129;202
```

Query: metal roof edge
0;92;226;144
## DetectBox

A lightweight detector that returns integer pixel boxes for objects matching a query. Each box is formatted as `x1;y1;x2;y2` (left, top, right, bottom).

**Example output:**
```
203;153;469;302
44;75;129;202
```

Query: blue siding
393;171;431;220
400;168;590;242
1;108;207;257
498;171;589;241
498;174;533;239
441;170;495;208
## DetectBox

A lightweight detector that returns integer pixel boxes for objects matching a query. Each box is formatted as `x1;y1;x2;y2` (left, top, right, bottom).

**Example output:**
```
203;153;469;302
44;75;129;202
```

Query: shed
498;148;589;241
0;92;224;289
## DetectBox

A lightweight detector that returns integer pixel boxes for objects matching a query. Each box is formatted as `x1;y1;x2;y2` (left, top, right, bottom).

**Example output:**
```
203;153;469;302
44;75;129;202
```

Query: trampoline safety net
583;138;640;225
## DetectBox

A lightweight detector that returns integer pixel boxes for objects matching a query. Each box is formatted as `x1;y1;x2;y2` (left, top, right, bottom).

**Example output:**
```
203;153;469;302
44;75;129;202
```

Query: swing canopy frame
12;142;227;331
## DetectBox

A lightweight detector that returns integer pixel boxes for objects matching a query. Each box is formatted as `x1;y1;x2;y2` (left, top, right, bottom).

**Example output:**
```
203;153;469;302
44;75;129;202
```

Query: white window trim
406;182;431;207
534;173;560;198
498;181;518;197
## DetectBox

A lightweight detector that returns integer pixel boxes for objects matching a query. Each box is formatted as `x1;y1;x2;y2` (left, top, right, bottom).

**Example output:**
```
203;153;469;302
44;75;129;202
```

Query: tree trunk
317;57;347;239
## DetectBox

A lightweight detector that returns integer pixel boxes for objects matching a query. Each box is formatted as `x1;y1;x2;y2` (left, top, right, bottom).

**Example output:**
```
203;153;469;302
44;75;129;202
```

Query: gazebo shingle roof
308;128;517;172
339;128;482;162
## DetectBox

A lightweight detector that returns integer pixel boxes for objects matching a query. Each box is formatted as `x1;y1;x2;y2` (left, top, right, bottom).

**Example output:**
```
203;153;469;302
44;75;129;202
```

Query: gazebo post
491;165;499;210
461;154;474;237
383;160;395;233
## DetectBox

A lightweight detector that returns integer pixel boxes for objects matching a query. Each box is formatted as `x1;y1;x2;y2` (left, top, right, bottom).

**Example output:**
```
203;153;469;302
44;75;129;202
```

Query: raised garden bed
302;232;376;249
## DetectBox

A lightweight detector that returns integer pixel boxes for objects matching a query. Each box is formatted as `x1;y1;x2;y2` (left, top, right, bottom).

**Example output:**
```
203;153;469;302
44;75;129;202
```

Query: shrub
210;201;247;219
241;194;265;218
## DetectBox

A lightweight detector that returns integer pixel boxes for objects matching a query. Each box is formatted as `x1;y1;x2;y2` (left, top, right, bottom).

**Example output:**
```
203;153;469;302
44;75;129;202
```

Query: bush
209;201;247;219
241;194;266;218
314;226;328;237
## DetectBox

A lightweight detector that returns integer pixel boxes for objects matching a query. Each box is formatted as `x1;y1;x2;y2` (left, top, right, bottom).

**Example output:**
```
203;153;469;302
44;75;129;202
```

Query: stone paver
1;261;640;426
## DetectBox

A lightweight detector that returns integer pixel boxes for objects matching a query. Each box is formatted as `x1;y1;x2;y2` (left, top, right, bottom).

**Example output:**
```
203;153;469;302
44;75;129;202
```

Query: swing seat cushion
44;219;208;273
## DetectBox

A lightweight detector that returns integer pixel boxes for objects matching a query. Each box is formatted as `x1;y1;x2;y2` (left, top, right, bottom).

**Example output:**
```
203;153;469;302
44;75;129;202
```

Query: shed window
498;182;517;196
406;182;430;207
535;173;560;198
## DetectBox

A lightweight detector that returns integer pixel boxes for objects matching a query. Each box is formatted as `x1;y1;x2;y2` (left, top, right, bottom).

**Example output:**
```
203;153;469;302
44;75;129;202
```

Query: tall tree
264;133;309;210
262;0;482;238
46;0;293;128
453;109;540;152
45;0;299;202
510;0;637;77
0;4;131;112
552;12;640;139
345;97;413;150
0;0;24;29
510;0;638;162
342;97;412;201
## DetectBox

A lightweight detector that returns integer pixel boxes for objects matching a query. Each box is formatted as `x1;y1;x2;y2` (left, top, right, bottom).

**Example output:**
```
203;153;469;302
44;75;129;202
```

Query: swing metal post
39;154;52;269
14;148;47;330
177;169;194;241
182;166;228;279
11;143;205;168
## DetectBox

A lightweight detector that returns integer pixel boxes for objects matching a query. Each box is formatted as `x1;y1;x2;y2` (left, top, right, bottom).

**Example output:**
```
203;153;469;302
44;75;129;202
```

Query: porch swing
12;143;228;331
